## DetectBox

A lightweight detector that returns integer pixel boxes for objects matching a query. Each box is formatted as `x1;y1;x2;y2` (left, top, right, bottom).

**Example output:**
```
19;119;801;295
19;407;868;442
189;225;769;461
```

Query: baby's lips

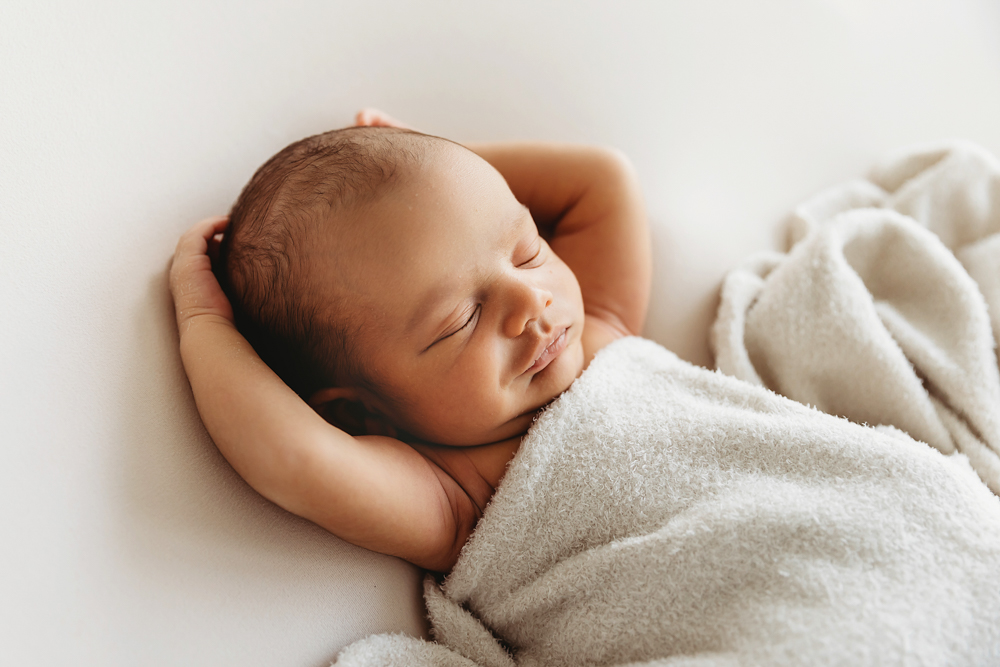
525;327;569;375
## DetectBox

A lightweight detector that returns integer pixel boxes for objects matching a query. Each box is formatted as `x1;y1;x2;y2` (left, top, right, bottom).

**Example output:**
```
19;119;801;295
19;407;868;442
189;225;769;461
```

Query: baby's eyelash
456;305;480;333
518;240;543;267
437;305;479;344
423;305;479;352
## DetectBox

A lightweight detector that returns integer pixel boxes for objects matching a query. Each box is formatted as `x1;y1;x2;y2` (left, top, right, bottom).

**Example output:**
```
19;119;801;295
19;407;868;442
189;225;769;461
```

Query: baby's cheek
450;383;505;433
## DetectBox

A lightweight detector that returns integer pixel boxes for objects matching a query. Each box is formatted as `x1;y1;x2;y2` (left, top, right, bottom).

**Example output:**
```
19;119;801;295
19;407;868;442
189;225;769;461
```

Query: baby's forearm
466;142;639;224
179;315;330;510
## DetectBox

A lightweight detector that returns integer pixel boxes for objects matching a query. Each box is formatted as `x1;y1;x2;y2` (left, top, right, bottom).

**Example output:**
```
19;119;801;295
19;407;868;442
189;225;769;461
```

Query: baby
169;109;650;571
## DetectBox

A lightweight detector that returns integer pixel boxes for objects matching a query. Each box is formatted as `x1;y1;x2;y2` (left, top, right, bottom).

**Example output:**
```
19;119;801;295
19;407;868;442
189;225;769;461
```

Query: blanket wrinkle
424;575;515;667
335;143;1000;666
713;142;1000;495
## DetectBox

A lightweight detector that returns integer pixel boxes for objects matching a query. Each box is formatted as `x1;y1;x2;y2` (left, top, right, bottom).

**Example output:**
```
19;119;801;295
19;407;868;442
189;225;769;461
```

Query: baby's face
329;142;586;446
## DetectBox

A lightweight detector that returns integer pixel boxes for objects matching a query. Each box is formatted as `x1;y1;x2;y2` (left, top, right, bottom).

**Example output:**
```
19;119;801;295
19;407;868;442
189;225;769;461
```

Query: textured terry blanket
337;337;1000;666
712;142;1000;494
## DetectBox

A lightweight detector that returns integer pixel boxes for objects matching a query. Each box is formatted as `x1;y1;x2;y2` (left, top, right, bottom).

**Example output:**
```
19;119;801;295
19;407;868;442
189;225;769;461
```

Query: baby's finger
207;233;224;264
175;215;229;255
355;109;377;126
355;108;413;130
194;215;229;240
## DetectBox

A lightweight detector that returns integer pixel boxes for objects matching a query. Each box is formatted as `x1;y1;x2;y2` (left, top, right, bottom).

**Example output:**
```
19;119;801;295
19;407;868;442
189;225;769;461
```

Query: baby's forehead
298;137;521;312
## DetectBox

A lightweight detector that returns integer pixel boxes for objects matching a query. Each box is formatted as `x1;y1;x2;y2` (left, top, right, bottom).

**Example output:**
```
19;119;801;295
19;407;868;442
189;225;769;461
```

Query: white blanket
712;142;1000;494
337;337;1000;665
335;144;1000;666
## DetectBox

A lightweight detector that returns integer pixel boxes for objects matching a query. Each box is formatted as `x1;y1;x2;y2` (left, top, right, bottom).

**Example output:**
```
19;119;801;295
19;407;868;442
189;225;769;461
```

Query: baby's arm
354;109;650;354
467;142;651;361
169;216;477;571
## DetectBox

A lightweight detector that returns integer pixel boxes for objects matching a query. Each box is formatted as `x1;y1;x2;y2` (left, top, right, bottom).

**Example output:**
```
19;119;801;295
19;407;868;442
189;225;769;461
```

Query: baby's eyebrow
495;204;532;249
514;204;531;230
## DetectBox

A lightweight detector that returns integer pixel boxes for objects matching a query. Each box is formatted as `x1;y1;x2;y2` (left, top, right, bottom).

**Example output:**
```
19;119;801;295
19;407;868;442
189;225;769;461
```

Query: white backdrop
3;1;999;665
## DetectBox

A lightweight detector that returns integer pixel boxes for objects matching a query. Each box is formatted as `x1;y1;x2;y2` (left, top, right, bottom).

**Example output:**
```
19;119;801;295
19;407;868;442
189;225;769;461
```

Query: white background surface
2;1;999;664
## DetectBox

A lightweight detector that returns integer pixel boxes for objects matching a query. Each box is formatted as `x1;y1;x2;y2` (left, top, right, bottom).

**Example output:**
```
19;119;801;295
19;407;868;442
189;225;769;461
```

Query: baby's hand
354;108;413;130
169;215;234;332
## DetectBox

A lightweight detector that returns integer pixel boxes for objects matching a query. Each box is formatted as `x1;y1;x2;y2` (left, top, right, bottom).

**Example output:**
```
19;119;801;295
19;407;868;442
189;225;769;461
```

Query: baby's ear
309;387;399;438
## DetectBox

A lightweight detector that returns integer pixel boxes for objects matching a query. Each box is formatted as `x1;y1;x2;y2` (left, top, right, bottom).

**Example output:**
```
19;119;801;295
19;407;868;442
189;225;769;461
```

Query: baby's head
220;126;585;446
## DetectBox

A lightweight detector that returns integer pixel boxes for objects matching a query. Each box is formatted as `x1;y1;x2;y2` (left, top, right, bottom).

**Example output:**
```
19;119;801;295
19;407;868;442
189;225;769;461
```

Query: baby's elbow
595;145;637;176
585;146;640;196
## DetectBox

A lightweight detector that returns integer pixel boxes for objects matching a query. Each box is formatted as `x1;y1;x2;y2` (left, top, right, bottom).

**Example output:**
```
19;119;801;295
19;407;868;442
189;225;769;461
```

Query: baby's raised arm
467;142;651;362
355;110;651;354
169;217;477;571
356;108;649;362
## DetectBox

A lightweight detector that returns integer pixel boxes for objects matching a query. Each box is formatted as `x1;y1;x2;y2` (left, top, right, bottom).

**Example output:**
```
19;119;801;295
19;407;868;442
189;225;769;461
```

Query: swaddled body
340;338;1000;666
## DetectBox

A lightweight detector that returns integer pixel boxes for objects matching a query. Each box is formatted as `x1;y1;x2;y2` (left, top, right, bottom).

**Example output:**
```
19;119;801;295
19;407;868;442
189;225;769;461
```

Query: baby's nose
503;281;553;338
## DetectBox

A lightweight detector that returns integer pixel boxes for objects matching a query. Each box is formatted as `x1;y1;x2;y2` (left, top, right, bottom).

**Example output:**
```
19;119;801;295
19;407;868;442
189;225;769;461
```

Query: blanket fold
712;142;1000;493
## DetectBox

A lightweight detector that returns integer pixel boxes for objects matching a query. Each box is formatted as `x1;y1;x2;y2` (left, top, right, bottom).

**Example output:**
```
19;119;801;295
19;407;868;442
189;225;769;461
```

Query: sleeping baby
171;114;1000;663
168;108;651;572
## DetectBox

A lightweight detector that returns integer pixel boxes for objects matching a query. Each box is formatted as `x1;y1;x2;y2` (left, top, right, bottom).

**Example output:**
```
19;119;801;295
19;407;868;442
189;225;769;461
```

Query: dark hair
218;126;422;398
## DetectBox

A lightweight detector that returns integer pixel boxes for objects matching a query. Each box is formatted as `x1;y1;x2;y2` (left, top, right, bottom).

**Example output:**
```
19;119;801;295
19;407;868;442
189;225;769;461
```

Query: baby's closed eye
516;237;545;269
452;305;480;336
433;304;480;347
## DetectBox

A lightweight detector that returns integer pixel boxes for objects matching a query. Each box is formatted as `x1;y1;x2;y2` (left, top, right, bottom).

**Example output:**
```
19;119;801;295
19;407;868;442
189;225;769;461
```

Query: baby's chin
422;388;575;447
401;392;561;447
401;341;585;447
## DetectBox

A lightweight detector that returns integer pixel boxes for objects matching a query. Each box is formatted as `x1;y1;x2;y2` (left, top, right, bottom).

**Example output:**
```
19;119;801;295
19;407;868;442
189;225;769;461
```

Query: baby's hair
219;125;425;399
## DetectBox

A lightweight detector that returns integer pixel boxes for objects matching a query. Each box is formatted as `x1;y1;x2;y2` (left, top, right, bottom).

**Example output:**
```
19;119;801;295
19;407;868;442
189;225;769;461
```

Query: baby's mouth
526;327;568;375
